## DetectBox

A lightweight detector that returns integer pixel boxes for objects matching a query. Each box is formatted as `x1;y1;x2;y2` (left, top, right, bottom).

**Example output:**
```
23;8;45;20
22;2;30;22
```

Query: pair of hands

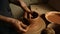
0;11;33;33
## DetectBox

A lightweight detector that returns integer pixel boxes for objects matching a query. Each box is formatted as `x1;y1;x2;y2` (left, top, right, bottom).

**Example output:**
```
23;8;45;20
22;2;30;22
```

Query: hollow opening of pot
31;11;38;19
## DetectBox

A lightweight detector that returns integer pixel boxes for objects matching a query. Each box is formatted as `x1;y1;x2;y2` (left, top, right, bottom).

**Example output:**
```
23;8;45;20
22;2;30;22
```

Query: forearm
9;0;31;12
0;15;17;23
18;0;31;12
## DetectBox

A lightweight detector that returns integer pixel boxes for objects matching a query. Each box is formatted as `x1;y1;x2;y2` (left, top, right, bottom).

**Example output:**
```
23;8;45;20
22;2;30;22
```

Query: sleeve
9;0;21;6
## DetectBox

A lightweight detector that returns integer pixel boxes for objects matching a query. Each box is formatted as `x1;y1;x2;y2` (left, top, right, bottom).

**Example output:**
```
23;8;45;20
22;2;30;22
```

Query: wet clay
23;11;46;34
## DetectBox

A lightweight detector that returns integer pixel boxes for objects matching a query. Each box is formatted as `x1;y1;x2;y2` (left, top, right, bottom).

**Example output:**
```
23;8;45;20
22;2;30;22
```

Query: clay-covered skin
23;11;46;34
45;11;60;24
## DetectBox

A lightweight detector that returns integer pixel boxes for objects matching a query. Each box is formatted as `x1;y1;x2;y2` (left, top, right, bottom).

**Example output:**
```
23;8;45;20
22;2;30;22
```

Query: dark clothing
0;0;20;17
0;0;21;34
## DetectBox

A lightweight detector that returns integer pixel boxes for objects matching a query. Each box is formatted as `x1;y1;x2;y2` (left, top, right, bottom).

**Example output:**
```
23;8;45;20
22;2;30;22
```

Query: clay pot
45;27;55;34
23;11;46;34
47;23;60;34
45;11;60;24
41;24;55;34
45;11;60;34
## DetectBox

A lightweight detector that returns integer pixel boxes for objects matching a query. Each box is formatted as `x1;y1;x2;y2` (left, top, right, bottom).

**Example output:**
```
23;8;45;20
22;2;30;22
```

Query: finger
18;24;28;32
23;12;28;19
29;14;33;19
21;22;27;27
19;25;29;33
16;21;29;32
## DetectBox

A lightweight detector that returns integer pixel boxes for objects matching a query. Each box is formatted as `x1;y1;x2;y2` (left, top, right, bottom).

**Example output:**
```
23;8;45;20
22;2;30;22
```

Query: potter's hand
18;0;31;13
0;15;29;32
22;11;46;34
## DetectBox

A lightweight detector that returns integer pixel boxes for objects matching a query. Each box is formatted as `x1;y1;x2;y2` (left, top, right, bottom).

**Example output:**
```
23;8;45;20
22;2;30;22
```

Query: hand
0;15;29;32
11;19;29;32
22;11;46;34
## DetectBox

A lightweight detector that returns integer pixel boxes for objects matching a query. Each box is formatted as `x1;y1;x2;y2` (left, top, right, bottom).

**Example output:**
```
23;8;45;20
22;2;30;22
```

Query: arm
18;0;31;12
9;0;31;13
0;15;29;32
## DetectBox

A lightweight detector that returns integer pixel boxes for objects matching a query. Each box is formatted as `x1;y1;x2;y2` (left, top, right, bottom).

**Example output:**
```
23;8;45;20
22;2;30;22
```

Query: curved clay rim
45;11;60;24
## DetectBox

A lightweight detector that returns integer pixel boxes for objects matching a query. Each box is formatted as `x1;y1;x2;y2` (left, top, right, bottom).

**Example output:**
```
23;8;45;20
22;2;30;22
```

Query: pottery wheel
23;17;46;34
